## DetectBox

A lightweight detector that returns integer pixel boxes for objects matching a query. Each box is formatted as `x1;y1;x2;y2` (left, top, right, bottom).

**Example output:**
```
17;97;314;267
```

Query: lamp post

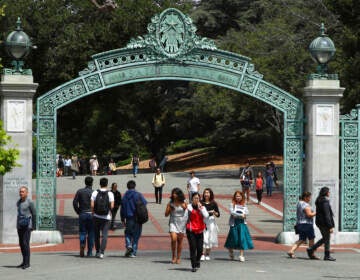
3;17;36;74
309;23;337;79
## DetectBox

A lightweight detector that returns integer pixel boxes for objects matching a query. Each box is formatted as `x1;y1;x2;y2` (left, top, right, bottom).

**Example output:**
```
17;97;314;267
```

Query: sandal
287;252;296;259
171;258;176;264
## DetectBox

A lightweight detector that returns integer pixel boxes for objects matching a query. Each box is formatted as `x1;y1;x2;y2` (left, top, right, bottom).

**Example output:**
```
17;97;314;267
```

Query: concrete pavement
1;170;360;279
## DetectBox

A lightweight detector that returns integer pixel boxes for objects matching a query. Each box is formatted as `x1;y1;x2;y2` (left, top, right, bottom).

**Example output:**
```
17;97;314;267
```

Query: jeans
79;212;94;255
154;186;163;204
110;207;119;228
266;176;273;196
18;228;31;266
132;164;138;176
93;217;110;254
186;230;203;268
124;217;142;255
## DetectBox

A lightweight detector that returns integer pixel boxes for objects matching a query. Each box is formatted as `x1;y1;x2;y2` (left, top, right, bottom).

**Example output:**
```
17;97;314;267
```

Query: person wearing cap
187;171;200;201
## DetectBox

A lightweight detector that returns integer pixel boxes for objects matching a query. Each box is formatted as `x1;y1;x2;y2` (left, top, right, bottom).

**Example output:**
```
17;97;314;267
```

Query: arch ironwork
36;8;303;232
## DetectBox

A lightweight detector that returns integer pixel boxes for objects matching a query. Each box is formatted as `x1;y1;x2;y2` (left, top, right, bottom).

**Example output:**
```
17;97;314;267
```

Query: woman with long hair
307;187;336;261
200;188;220;261
224;190;254;262
165;188;188;264
186;192;208;272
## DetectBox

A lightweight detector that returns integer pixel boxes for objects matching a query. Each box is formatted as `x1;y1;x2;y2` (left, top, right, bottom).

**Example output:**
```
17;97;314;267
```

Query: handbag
294;224;299;234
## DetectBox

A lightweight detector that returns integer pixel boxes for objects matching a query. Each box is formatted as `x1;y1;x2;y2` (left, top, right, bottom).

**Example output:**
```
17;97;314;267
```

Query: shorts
297;223;315;241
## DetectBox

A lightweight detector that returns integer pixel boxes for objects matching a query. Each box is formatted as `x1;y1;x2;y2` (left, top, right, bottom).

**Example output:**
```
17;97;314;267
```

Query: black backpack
94;190;110;215
135;195;148;224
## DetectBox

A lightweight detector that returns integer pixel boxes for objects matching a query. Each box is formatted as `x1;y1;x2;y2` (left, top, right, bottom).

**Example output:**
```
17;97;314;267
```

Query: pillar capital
304;79;345;100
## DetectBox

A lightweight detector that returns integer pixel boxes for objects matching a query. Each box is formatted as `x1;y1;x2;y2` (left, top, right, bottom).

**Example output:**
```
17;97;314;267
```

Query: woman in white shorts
165;188;188;264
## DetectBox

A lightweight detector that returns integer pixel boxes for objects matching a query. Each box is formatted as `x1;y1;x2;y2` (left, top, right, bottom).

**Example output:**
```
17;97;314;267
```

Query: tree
0;6;20;175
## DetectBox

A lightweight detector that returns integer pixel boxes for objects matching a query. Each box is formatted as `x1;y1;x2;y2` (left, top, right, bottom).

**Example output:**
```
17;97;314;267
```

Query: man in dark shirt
73;176;95;257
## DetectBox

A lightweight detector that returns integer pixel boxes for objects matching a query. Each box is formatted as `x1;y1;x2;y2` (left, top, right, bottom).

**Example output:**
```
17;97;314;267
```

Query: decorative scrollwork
340;107;360;231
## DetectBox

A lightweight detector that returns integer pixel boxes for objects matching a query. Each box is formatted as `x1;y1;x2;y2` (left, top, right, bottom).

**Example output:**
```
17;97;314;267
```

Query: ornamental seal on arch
158;10;185;57
126;8;217;59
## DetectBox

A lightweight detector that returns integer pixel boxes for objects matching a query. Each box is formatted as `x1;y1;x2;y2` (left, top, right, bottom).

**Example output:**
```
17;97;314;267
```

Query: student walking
16;186;36;269
152;168;165;204
91;178;114;259
287;191;317;259
110;182;122;230
186;170;200;201
165;188;188;264
224;191;254;262
200;188;220;261
307;187;336;261
186;192;209;272
73;176;95;257
121;180;147;257
255;171;264;204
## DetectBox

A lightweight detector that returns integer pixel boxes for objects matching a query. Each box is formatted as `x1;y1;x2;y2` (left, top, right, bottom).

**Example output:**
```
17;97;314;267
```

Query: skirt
224;219;254;250
203;216;219;249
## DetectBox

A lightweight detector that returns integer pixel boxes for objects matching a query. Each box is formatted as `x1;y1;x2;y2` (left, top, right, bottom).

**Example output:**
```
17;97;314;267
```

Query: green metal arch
36;8;303;233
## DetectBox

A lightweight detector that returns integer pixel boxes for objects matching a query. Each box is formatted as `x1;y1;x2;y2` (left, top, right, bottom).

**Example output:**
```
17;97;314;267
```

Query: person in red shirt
186;192;209;272
255;171;264;205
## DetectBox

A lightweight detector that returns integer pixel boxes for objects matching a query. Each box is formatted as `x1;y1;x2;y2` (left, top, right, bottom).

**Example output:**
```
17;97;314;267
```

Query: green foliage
0;121;20;175
1;0;359;161
167;137;211;154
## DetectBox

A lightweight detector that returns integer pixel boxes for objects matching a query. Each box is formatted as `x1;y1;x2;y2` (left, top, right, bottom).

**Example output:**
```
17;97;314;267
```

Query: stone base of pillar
275;231;297;245
276;231;360;245
333;232;360;244
31;230;63;244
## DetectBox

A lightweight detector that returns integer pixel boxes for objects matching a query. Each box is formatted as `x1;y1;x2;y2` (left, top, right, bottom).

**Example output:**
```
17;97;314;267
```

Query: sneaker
129;254;136;258
22;264;30;269
324;256;336;261
95;252;100;258
191;268;197;272
239;256;245;262
99;254;104;259
200;254;205;261
205;255;210;261
125;247;133;257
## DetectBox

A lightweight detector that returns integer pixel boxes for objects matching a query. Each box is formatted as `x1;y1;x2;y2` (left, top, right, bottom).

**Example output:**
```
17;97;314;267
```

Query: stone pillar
304;79;346;244
0;74;37;243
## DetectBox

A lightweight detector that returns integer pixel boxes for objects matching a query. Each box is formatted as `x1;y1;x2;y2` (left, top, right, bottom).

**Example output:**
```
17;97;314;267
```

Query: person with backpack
121;180;148;258
152;168;165;204
90;177;114;259
73;176;95;257
131;154;140;177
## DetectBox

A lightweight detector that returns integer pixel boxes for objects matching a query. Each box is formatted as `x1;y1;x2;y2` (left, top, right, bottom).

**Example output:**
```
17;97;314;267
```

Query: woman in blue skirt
224;190;254;262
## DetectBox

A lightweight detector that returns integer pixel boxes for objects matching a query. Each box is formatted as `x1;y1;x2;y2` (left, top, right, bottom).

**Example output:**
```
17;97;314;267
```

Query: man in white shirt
152;168;165;204
64;156;72;176
187;170;200;201
91;177;114;259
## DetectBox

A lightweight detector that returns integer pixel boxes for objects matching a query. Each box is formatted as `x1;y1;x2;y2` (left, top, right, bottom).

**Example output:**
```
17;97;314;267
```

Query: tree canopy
0;0;358;163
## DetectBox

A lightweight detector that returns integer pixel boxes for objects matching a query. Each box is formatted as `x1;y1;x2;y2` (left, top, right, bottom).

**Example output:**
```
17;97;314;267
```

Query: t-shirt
187;177;200;192
91;189;114;220
255;177;263;190
296;200;313;224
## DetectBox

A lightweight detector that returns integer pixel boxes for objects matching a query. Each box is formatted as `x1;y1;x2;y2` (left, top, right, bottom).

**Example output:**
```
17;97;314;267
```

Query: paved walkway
1;171;359;251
